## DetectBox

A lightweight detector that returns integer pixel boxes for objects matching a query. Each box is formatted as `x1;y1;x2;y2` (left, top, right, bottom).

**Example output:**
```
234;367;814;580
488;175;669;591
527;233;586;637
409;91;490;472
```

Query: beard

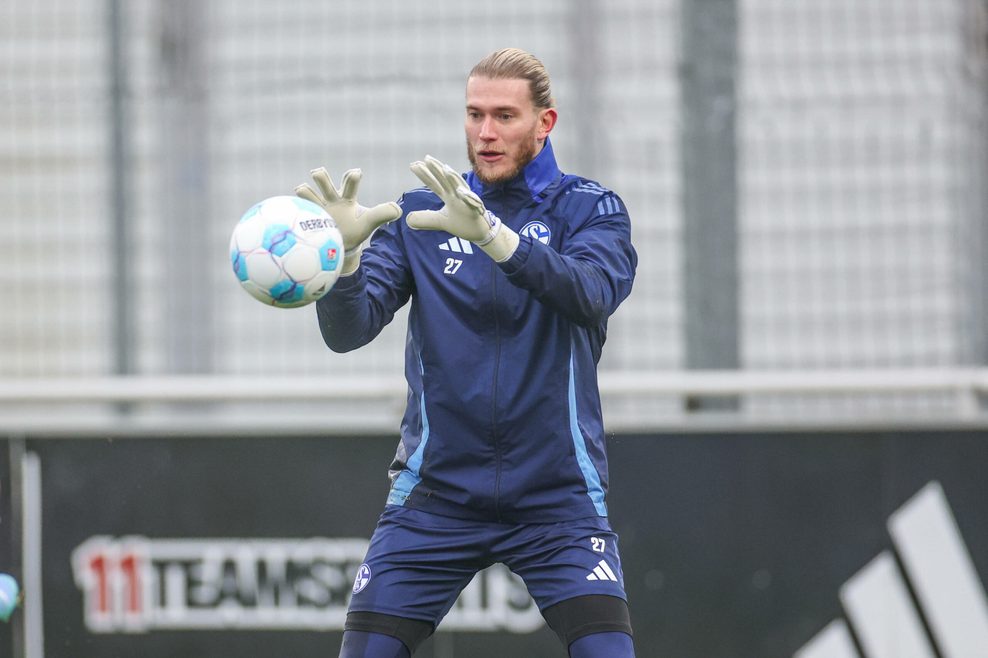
467;129;542;185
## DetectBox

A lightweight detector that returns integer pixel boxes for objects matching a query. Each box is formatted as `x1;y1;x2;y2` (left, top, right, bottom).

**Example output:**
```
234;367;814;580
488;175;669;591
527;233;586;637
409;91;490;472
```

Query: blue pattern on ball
230;248;249;281
262;224;296;257
269;279;304;304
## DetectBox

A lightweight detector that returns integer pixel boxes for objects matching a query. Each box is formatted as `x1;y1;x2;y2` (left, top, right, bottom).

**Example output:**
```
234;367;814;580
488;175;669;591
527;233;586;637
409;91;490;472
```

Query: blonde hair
469;48;555;110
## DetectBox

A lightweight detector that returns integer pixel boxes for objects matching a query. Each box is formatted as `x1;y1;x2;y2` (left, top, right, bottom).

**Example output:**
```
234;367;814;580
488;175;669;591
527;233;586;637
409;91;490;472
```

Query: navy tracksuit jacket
316;140;637;524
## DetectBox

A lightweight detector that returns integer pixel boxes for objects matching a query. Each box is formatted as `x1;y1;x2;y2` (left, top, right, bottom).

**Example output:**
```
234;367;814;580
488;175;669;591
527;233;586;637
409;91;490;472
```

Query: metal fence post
108;0;133;377
158;0;213;374
681;0;739;411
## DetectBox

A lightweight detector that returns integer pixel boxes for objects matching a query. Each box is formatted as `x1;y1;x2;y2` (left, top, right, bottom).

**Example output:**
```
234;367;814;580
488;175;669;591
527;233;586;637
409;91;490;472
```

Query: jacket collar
466;138;561;203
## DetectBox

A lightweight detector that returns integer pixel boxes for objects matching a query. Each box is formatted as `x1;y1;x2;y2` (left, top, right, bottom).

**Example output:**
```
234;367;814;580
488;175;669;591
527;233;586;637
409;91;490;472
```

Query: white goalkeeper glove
295;167;402;275
406;155;519;263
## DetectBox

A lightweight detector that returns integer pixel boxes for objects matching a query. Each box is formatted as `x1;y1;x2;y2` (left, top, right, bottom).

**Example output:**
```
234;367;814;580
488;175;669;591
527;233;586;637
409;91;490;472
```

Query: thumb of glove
405;209;447;232
360;202;402;229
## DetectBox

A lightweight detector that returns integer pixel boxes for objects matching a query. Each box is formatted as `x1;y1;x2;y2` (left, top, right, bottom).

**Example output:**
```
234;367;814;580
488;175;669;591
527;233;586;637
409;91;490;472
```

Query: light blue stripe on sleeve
568;348;608;516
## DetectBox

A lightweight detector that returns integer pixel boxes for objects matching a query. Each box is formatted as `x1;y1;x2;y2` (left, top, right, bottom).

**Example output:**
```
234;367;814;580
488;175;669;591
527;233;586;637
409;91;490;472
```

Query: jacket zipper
490;257;503;522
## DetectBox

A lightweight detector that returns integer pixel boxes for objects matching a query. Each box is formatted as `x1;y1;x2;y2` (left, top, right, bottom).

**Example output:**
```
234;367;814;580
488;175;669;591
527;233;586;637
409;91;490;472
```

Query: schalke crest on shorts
352;563;372;594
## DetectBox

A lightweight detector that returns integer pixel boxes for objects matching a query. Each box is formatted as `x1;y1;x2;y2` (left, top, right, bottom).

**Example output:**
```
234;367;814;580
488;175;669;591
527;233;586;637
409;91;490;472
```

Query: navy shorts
347;505;628;626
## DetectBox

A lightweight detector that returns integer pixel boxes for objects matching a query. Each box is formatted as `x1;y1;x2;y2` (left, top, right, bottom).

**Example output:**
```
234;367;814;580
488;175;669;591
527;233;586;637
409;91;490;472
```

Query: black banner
2;428;986;657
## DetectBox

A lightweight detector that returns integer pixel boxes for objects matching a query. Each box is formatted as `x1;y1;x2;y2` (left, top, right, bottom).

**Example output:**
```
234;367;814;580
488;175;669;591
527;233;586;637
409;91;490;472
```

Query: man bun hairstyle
469;48;555;110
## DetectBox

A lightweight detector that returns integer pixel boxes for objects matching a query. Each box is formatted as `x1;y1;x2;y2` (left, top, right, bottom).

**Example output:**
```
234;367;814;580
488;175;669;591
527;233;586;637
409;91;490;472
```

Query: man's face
465;76;556;185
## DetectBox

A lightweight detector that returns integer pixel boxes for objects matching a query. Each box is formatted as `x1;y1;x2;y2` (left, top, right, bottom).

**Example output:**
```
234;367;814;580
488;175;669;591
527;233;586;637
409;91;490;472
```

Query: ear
537;108;558;140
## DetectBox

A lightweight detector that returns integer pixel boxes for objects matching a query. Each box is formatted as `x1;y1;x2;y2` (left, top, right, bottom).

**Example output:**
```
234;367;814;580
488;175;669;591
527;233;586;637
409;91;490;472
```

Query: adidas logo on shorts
586;559;619;582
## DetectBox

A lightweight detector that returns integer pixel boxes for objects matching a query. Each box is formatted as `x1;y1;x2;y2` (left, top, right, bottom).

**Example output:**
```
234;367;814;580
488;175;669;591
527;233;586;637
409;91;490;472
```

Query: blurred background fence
1;0;987;428
3;3;988;658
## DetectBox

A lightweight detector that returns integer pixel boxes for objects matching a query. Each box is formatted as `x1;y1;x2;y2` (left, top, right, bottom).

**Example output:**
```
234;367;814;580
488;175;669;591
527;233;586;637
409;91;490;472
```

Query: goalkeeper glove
295;167;402;275
406;155;519;262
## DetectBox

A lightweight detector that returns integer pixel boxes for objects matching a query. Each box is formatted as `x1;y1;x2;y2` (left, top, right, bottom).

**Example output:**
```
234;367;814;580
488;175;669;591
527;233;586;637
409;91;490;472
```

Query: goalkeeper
296;48;638;658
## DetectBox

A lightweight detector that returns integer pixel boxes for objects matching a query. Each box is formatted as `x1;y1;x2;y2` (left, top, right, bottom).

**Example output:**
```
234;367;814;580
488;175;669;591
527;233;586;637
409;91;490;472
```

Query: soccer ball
229;196;345;308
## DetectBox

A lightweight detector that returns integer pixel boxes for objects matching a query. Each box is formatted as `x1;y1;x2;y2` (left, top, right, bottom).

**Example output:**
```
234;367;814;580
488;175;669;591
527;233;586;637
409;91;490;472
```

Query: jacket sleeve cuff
324;266;366;295
496;234;533;276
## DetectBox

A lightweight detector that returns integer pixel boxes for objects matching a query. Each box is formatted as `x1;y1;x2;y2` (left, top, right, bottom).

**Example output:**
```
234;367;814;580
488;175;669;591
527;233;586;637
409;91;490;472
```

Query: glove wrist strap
479;224;520;263
339;247;362;276
473;210;502;247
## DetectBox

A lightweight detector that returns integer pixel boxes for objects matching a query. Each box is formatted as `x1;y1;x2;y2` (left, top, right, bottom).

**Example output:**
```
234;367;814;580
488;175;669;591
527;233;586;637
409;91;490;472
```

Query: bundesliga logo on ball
229;196;345;308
